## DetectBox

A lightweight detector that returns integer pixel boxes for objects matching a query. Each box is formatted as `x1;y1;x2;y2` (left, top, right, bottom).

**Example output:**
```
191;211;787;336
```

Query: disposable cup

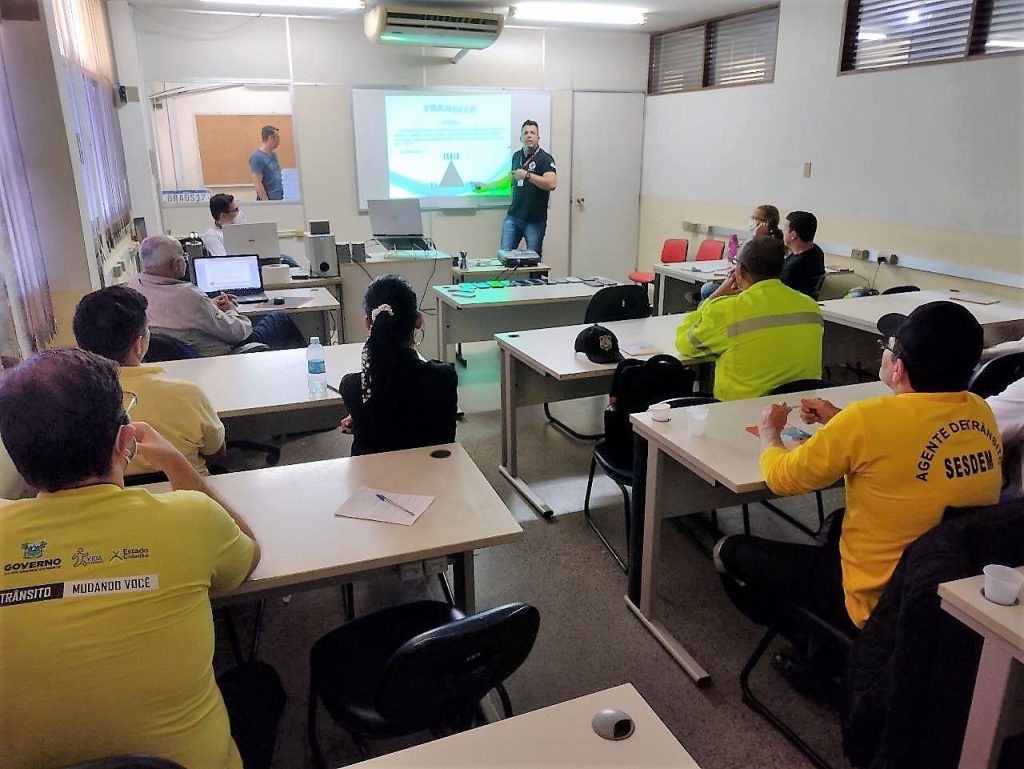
689;406;710;437
649;403;671;422
982;564;1024;606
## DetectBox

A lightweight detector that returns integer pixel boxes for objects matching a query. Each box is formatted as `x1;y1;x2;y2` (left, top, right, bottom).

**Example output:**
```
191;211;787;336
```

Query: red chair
628;239;689;287
695;239;725;261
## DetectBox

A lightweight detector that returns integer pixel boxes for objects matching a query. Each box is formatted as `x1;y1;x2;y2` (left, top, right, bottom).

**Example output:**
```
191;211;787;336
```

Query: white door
569;91;645;281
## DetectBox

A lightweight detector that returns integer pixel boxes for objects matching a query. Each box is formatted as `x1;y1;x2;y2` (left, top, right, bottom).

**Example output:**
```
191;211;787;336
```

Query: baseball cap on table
876;300;983;387
575;324;624;364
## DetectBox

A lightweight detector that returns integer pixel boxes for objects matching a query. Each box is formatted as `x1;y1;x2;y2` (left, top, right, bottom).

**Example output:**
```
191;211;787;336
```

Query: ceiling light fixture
513;3;647;26
198;0;364;9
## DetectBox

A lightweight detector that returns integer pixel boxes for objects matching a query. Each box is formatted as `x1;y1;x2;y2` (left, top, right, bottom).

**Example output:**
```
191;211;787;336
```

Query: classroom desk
626;381;889;685
654;261;850;315
432;278;617;364
158;344;361;437
495;314;704;516
451;259;551;282
348;683;702;768
145;444;523;610
939;569;1024;769
240;287;341;344
262;270;344;291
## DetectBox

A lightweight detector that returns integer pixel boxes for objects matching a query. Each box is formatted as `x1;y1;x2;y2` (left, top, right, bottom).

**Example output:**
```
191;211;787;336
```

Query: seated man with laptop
202;193;299;268
126;235;305;357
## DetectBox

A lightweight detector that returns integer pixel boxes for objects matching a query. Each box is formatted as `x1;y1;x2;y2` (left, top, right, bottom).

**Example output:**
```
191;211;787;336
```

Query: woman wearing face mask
700;204;785;303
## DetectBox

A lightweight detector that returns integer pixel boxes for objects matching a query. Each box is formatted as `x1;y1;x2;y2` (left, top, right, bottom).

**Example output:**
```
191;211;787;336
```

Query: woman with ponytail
339;274;458;455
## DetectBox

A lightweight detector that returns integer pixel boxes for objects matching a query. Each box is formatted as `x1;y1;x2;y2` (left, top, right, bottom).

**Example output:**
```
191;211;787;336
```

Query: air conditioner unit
365;6;505;50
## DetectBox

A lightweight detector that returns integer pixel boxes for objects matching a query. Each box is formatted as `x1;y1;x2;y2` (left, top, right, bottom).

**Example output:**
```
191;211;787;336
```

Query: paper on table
949;293;999;306
335;486;434;526
620;340;661;357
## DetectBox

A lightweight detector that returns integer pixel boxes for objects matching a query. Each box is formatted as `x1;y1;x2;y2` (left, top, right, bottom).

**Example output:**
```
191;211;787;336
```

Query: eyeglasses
121;391;137;424
876;339;897;358
228;208;240;214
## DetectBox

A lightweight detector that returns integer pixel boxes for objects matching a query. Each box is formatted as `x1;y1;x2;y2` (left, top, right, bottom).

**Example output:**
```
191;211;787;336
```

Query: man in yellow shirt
0;349;281;769
73;285;227;476
676;236;824;401
715;302;1002;645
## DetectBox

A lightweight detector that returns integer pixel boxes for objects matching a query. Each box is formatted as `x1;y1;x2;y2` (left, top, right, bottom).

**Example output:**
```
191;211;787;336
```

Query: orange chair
695;239;725;261
628;239;689;287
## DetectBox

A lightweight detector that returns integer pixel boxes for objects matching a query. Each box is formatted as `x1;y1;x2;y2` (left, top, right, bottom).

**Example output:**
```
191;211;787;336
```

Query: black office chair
57;758;187;769
582;359;697;571
307;600;540;767
968;351;1024;398
545;285;654;440
880;285;920;295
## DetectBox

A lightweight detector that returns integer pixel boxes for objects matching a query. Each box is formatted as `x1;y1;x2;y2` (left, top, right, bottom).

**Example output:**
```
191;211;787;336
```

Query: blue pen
376;493;415;516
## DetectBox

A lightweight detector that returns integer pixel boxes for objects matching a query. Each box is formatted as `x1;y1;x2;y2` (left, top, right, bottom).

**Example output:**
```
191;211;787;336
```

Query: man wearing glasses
73;285;227;477
202;193;242;256
0;349;282;768
716;301;1002;644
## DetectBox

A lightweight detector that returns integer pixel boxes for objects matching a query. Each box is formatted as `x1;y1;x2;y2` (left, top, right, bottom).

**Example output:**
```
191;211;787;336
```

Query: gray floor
219;341;854;769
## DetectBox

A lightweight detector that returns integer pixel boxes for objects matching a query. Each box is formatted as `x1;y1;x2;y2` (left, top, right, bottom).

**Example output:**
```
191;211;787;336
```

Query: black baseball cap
574;324;624;364
877;300;983;392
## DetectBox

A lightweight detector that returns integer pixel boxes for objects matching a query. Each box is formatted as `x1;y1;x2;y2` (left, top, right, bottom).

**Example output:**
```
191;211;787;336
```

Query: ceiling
123;0;772;33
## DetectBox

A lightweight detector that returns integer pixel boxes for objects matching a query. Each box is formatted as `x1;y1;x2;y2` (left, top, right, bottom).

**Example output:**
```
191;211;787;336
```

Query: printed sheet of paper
335;486;434;526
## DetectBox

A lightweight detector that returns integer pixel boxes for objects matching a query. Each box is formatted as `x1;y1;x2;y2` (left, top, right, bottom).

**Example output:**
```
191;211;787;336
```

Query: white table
348;683;702;768
939;569;1024;769
627;381;889;685
433;278;617;364
240;287;341;345
145;443;523;610
159;344;362;436
495;314;706;516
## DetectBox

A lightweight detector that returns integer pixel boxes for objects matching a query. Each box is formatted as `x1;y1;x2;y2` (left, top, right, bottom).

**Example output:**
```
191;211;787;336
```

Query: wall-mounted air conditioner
365;5;505;50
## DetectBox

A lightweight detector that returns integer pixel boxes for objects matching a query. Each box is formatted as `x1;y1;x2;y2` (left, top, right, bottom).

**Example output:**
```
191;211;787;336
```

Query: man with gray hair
125;235;304;356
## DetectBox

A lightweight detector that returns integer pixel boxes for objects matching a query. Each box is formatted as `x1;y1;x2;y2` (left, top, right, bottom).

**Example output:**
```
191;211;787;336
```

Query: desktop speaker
306;234;338;278
336;242;352;264
350;242;366;263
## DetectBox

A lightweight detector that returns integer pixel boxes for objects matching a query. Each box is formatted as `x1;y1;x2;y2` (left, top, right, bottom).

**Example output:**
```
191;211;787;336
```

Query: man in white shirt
202;193;239;256
126;235;305;357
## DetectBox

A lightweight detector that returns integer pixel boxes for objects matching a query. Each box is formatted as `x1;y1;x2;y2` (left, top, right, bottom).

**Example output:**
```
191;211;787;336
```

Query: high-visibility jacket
676;279;824;401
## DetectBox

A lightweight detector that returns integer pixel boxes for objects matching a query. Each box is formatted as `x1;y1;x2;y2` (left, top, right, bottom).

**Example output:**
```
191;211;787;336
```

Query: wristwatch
525;171;531;182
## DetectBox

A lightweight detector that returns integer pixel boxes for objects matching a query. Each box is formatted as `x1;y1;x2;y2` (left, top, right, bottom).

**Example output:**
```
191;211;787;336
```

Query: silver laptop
368;199;424;239
193;254;268;303
223;222;279;262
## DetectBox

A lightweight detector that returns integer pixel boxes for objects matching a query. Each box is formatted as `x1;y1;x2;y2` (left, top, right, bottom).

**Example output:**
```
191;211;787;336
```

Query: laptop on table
193;254;268;304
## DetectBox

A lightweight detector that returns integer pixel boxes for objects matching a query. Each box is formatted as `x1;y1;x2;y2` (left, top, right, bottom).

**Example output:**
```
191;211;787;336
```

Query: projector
498;249;540;268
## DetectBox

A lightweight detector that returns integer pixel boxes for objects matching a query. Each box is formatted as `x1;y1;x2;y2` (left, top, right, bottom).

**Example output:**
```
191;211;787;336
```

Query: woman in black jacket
340;274;458;455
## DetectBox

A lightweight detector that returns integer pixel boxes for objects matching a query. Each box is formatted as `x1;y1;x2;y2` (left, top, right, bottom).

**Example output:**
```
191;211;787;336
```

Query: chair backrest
584;285;652;323
768;378;835;395
58;757;187;769
660;239;689;264
143;333;200;362
695;239;725;262
968;351;1024;398
377;602;540;726
603;356;696;456
881;285;920;295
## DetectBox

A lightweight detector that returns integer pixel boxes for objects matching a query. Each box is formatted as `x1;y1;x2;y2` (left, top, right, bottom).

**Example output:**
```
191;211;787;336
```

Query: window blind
984;0;1024;53
650;26;705;94
707;7;780;87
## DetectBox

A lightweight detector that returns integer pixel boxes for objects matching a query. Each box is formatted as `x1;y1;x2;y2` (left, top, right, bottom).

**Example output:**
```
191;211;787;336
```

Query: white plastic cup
982;564;1024;606
688;406;710;437
649;403;671;422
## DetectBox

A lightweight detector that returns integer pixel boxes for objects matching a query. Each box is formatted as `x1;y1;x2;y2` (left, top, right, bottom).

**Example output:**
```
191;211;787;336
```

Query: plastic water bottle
727;234;739;263
306;337;327;396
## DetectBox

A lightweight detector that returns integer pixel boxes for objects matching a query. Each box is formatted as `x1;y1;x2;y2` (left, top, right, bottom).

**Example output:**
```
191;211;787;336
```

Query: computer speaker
306;234;338;278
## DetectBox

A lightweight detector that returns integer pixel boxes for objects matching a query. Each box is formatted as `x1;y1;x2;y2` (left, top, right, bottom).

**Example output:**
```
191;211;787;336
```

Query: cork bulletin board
195;114;296;186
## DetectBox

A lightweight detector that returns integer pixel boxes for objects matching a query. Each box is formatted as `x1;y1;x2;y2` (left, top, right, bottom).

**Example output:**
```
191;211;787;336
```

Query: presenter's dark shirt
248;149;283;200
507;147;556;223
780;244;825;297
340;349;458;456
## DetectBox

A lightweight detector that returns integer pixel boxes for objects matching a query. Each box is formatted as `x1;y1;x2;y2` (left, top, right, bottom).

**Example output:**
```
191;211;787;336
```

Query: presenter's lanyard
520;148;539;169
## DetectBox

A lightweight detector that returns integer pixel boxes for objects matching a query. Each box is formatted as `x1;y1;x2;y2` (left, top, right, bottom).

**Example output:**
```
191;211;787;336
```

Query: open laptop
368;198;430;251
193;254;268;303
223;222;280;264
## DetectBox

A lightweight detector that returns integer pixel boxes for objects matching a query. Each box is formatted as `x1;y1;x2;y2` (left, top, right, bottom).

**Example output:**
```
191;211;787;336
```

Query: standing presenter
500;120;557;256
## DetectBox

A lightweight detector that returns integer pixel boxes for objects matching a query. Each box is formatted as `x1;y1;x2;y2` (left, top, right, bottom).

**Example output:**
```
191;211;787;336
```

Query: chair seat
310;600;464;738
593;441;633;486
628;271;655;285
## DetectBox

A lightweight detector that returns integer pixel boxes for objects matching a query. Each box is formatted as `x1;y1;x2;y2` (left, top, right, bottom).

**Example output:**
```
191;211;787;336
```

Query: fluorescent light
987;39;1024;49
198;0;363;9
513;3;647;25
858;31;887;42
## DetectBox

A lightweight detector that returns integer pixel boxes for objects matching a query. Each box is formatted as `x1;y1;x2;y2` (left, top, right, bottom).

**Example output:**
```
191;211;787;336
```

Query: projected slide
385;94;512;200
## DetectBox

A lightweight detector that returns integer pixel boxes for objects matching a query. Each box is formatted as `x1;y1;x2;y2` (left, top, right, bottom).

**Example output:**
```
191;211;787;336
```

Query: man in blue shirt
249;125;284;201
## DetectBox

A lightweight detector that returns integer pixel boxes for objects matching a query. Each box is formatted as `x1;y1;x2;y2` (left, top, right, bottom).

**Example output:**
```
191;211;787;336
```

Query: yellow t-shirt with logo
119;364;225;476
0;485;254;769
760;391;1003;627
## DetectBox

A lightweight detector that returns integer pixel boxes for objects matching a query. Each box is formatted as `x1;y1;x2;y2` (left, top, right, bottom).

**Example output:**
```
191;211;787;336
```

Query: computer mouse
273;297;285;305
591;709;635;741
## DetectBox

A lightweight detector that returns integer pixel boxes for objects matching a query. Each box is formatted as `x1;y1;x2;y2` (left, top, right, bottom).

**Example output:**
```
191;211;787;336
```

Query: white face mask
747;219;758;233
234;210;248;225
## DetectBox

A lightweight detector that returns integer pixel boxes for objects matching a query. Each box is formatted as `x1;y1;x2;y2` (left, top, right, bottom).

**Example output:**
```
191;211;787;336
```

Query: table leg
452;551;475;614
497;348;553;518
656;273;666;316
436;296;450;363
958;639;1020;769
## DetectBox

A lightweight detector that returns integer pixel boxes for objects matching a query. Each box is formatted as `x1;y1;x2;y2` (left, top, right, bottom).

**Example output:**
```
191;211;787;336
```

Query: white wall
640;0;1024;295
117;10;650;277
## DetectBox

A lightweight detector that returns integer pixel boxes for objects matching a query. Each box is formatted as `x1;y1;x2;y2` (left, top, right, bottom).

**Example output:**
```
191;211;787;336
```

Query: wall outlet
423;557;448;576
681;220;695;231
398;561;424;581
888;254;899;266
851;248;869;260
803;161;813;178
877;252;893;264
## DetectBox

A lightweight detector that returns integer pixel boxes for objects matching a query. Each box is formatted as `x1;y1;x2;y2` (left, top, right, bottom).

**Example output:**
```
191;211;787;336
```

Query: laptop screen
194;255;262;293
368;198;423;237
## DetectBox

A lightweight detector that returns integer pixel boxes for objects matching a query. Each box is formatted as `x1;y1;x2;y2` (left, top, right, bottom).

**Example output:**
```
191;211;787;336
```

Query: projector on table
498;249;541;268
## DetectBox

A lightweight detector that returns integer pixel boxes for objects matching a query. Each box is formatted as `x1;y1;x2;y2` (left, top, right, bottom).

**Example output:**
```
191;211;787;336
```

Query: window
842;0;1024;71
649;6;779;95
